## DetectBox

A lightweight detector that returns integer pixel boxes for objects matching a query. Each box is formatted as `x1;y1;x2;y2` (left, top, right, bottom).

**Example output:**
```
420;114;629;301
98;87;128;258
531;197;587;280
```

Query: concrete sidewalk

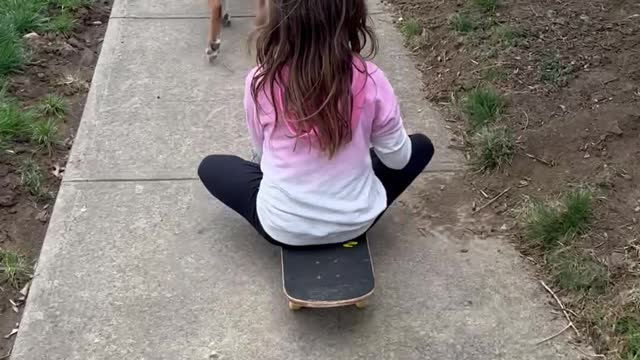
12;0;581;358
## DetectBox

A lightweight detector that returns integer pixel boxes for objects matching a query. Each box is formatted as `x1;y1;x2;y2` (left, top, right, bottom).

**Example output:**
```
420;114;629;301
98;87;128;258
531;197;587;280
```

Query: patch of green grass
50;0;93;11
493;25;525;47
461;86;505;131
400;18;422;39
616;316;640;359
473;0;498;13
524;189;593;249
469;126;515;171
624;335;640;360
31;118;58;153
463;30;483;47
0;21;25;76
0;250;31;290
539;55;570;86
0;97;34;143
563;189;594;232
18;158;49;200
450;13;474;34
48;11;75;36
0;0;48;34
548;248;609;294
36;94;66;118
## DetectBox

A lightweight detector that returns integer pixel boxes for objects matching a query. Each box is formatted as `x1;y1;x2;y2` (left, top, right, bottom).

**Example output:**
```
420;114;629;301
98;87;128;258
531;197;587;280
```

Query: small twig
470;182;489;199
535;323;572;344
0;345;12;360
540;281;580;337
522;110;530;130
525;153;554;167
471;62;510;74
418;227;428;238
447;144;467;151
619;221;637;229
564;308;579;317
529;5;539;16
575;347;606;359
25;60;46;66
472;187;511;215
479;189;490;199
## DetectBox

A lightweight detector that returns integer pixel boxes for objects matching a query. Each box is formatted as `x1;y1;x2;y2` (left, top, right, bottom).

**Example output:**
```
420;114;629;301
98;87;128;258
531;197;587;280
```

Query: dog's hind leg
221;0;231;27
206;0;222;62
255;0;267;27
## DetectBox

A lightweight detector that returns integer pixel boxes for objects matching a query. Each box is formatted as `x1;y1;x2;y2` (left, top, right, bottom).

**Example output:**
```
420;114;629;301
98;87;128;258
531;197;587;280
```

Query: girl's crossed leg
198;134;435;247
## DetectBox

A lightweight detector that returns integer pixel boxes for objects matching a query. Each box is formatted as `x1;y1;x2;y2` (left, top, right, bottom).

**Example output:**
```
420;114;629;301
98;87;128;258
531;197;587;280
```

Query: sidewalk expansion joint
61;168;463;184
109;11;384;20
63;177;200;183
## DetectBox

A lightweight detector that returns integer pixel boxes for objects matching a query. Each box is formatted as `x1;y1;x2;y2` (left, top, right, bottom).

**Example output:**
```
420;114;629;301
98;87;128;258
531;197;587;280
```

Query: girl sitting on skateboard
198;0;434;247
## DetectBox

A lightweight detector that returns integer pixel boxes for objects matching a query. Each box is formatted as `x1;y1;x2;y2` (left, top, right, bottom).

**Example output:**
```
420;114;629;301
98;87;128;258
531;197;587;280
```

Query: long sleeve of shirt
370;71;412;170
244;69;263;158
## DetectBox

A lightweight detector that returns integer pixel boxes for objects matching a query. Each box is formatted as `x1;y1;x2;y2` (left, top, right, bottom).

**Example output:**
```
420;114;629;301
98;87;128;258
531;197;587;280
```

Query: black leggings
198;133;435;247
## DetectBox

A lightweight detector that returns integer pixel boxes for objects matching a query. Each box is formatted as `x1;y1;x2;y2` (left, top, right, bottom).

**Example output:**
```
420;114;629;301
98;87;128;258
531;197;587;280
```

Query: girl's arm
370;69;412;170
244;70;264;159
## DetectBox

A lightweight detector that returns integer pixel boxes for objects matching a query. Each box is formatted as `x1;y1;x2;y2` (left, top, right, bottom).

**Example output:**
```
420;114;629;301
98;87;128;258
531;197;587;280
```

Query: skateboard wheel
288;301;302;311
355;301;367;309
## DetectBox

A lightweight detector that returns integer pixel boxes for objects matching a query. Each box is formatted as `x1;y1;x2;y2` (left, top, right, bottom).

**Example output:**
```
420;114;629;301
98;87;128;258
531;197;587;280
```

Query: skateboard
281;234;375;310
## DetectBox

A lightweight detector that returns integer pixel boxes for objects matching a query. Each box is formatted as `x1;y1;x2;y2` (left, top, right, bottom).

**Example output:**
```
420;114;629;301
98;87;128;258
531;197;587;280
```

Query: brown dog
207;0;267;62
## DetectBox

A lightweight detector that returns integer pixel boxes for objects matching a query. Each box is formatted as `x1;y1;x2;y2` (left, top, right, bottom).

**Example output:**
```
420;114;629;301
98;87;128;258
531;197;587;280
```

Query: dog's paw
206;40;221;62
207;52;219;63
222;13;231;27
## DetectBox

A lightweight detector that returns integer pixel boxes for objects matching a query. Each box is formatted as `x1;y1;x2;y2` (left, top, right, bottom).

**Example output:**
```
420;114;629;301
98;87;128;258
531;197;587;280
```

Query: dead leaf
36;210;49;223
63;136;74;148
9;299;19;313
4;328;18;339
52;163;65;179
19;282;31;297
607;122;624;136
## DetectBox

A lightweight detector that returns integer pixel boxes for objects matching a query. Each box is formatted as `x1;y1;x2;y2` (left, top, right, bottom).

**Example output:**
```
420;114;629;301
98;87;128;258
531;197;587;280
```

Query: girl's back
246;59;409;245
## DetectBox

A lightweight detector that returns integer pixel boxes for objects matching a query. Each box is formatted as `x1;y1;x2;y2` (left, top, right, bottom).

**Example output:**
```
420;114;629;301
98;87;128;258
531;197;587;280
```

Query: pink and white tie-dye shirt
244;60;411;246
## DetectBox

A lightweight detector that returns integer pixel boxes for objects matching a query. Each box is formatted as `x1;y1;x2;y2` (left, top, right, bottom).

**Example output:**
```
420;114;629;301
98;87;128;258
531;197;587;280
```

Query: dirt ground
0;1;112;354
385;0;639;356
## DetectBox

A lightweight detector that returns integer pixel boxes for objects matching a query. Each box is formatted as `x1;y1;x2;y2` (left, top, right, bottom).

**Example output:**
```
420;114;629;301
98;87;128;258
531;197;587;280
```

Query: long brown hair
251;0;378;157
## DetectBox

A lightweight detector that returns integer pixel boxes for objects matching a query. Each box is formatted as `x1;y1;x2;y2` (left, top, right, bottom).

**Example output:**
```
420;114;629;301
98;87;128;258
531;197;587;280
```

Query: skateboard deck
281;234;374;310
